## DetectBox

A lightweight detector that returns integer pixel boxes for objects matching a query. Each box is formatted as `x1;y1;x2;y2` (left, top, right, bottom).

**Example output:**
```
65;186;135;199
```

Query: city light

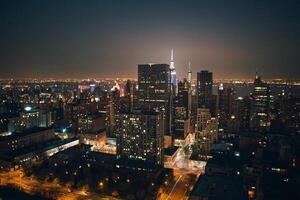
0;1;299;199
24;106;32;111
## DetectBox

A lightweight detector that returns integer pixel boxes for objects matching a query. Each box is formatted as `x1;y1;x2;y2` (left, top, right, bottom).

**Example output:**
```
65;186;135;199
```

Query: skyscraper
174;79;190;141
123;79;133;112
187;62;192;119
170;49;177;116
197;70;213;113
195;108;219;157
115;109;164;165
232;96;250;132
250;73;271;132
138;64;172;135
170;49;177;88
106;88;121;137
177;79;189;115
188;61;192;84
217;84;235;129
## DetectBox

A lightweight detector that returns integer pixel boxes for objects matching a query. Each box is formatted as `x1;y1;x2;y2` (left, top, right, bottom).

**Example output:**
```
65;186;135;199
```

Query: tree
182;145;190;156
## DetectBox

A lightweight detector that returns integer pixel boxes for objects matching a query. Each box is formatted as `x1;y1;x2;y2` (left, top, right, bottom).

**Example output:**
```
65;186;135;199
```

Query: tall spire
170;49;175;70
187;61;192;120
188;61;192;83
170;49;176;87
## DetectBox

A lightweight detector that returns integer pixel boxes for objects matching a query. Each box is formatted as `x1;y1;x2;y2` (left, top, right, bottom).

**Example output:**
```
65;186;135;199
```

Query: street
157;168;202;200
0;169;119;200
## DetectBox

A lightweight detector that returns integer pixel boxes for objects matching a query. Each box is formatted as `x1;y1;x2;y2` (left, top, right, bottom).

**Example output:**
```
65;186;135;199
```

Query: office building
123;79;133;112
196;117;219;158
196;108;219;157
8;107;53;133
106;88;121;137
78;113;106;134
115;109;164;165
250;73;271;132
138;64;172;135
177;79;189;118
197;70;213;114
196;108;211;132
232;96;251;132
173;106;190;144
0;127;55;154
217;84;235;129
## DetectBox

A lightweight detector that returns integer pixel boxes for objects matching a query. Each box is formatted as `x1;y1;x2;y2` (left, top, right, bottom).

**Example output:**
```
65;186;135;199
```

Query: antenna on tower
171;49;174;61
188;61;191;72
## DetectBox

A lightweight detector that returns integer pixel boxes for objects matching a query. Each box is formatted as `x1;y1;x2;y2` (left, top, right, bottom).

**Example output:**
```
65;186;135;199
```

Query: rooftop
164;146;179;156
210;143;232;153
121;109;160;116
0;127;53;142
190;175;247;200
1;137;79;161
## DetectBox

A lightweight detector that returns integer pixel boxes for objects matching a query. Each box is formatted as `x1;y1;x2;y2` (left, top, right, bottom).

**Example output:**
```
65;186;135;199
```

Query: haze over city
1;1;300;200
0;0;299;79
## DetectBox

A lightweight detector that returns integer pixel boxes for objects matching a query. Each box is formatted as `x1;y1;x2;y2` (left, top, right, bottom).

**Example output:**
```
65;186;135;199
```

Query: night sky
0;0;299;79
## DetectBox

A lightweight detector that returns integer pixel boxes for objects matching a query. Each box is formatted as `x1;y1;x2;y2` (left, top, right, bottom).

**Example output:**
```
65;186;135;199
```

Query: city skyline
1;1;300;200
0;0;299;79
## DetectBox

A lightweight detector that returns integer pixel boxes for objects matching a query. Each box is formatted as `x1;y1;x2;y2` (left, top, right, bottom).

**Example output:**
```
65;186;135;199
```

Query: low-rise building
189;175;247;200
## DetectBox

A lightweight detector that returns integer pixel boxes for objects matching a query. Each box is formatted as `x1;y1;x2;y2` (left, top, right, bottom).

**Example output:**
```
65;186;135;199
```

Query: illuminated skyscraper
115;109;164;165
174;79;191;141
170;49;177;88
195;108;219;157
138;64;172;135
250;73;271;132
106;88;121;137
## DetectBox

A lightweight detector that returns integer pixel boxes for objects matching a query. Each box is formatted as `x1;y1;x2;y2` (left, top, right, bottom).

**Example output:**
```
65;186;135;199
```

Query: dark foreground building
189;174;247;200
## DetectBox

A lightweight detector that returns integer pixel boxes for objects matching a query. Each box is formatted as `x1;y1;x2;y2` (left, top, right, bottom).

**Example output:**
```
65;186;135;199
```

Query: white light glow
24;106;32;111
